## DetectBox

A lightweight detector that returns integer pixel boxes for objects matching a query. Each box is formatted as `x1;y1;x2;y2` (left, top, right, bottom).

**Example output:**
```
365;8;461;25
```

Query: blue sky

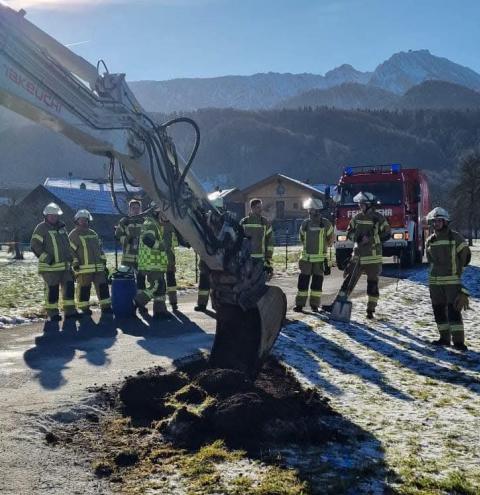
6;0;480;81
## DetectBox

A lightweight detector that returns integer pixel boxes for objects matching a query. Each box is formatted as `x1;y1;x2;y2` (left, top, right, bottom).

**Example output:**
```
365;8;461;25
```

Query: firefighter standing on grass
134;205;170;319
426;207;471;351
240;198;274;275
69;210;112;315
294;198;334;312
338;192;391;319
114;199;145;289
159;214;178;311
30;203;78;321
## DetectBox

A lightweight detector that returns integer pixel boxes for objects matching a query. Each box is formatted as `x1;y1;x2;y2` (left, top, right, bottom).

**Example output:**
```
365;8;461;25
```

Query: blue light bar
344;166;353;176
391;163;401;173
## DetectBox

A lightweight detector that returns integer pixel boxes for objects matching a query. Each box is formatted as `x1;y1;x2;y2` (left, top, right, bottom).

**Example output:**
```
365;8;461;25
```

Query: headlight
337;235;347;242
393;233;404;240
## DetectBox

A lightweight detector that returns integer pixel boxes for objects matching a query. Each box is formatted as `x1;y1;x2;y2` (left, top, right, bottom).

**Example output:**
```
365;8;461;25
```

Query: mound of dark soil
117;357;336;449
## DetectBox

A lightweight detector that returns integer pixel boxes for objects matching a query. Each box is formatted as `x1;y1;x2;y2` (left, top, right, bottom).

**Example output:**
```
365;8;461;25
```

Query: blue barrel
111;270;137;318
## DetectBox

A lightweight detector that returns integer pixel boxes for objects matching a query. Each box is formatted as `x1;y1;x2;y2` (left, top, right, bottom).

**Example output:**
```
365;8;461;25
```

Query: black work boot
293;305;304;312
366;310;374;319
194;305;207;312
171;303;178;311
310;305;319;313
431;338;450;347
453;342;468;352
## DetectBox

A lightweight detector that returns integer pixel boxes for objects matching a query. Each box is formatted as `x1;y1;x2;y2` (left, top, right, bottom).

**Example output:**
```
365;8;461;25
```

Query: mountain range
128;49;480;113
1;49;480;191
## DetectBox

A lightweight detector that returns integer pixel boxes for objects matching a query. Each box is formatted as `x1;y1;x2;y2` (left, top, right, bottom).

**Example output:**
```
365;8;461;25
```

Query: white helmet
427;207;450;223
74;209;93;222
43;202;63;216
303;198;324;210
353;191;376;205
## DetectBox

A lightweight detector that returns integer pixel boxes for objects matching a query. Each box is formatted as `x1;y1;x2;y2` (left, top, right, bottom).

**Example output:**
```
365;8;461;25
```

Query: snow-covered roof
207;188;237;202
242;174;326;197
44;177;142;193
45;186;128;215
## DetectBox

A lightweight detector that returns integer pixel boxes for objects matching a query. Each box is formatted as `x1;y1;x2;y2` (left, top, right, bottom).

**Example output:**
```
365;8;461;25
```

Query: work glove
323;259;331;276
142;233;156;249
42;253;54;265
264;261;273;281
454;288;470;312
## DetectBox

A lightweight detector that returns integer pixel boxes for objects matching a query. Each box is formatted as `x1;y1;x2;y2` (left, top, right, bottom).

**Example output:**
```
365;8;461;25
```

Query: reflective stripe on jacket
69;227;106;274
426;228;470;286
30;221;72;272
137;217;168;272
114;216;143;265
240;214;274;260
299;217;334;262
347;209;391;265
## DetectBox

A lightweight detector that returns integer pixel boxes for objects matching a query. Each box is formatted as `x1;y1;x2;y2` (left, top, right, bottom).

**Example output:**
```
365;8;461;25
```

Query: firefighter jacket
114;216;144;266
69;227;107;274
240;214;274;262
137;217;168;272
426;228;470;286
299;217;334;262
30;220;73;273
347;209;391;265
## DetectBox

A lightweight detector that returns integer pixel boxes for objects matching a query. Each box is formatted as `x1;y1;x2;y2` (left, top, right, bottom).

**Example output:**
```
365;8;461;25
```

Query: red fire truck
334;164;431;268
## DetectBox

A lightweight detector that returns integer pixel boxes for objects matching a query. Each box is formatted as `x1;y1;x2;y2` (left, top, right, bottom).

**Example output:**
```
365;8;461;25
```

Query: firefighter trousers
166;270;177;305
340;259;381;312
76;272;111;311
197;260;210;307
295;260;324;308
429;285;464;344
41;271;76;317
135;270;167;314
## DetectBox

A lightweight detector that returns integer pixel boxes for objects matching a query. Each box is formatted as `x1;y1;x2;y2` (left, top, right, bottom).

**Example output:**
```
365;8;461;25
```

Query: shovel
323;256;361;323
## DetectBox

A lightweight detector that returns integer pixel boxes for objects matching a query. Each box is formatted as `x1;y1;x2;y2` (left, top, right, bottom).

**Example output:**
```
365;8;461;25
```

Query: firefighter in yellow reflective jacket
240;198;274;275
30;203;78;321
69;210;112;315
134;208;170;319
338;192;391;319
294;198;334;312
426;207;471;351
115;199;143;269
159;214;178;310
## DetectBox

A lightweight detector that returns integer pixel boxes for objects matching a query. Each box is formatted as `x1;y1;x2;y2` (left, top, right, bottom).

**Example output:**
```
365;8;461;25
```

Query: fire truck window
340;183;403;205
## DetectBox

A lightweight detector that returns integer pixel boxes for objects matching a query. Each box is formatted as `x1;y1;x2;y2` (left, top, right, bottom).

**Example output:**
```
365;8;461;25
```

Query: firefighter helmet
43;202;63;216
353;191;376;205
427;207;450;223
303;198;324;210
74;209;93;222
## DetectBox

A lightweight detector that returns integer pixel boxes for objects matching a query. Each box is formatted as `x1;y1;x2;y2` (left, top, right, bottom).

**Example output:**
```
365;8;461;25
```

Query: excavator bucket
209;286;287;378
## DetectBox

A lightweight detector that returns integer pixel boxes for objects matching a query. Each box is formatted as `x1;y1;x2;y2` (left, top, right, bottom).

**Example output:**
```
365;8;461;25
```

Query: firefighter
69;210;112;315
30;203;78;321
240;198;274;276
134;206;170;319
426;207;471;351
294;198;334;312
338;192;391;319
159;213;178;310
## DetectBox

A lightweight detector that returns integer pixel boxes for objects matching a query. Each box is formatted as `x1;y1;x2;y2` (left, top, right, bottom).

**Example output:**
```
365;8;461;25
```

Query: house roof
44;177;142;193
207;188;238;202
45;186;127;215
241;174;325;197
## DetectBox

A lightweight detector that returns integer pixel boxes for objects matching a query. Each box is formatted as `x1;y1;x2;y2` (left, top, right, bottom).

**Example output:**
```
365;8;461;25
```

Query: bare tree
452;150;480;245
3;190;24;260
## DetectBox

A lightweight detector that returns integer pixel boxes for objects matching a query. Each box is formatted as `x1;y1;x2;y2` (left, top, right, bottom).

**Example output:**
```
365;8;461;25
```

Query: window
339;182;403;205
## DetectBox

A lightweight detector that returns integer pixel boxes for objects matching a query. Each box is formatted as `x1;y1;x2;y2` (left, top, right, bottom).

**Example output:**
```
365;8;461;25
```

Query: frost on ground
276;244;480;493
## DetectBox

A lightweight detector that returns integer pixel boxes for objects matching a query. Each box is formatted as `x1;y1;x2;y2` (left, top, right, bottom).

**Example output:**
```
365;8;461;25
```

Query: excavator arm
0;5;286;376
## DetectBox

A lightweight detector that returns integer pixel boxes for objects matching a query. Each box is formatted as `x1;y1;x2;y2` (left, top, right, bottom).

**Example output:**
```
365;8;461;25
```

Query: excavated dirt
116;356;337;449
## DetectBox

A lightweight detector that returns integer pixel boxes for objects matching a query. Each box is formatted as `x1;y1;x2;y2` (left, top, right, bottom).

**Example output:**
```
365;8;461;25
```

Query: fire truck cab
334;164;431;269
